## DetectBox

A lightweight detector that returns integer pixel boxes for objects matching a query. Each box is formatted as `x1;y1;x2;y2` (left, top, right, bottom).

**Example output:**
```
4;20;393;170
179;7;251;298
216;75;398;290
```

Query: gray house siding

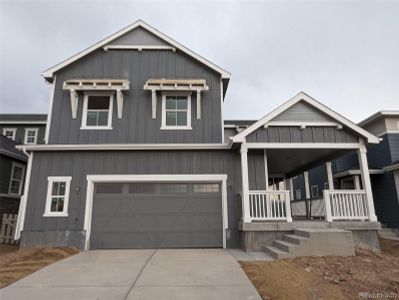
0;125;46;145
21;150;254;249
48;49;223;144
270;101;335;123
109;27;170;46
371;172;399;228
387;134;399;163
247;126;358;143
0;155;14;194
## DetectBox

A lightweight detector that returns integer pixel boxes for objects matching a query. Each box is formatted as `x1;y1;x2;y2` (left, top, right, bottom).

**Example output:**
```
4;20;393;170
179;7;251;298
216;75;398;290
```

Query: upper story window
9;162;25;195
3;128;16;141
81;94;113;130
44;176;72;217
161;94;192;130
24;128;38;144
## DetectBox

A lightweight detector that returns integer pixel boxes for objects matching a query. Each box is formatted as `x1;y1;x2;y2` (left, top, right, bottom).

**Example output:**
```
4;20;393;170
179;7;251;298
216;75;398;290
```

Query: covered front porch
240;142;378;225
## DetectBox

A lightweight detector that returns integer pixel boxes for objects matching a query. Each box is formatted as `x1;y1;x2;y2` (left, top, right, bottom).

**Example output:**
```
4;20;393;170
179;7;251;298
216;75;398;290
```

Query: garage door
90;182;223;249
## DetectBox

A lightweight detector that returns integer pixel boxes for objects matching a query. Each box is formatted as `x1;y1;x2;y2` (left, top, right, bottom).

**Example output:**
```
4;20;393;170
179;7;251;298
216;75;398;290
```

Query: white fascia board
42;20;230;80
0;121;47;125
231;92;380;144
246;142;362;149
16;143;232;151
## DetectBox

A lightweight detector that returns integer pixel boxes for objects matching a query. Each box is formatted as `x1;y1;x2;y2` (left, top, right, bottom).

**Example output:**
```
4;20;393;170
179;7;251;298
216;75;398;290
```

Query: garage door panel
90;181;223;249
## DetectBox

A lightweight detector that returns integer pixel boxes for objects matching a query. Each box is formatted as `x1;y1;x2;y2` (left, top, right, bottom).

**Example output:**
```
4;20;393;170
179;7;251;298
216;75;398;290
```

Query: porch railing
291;198;325;219
324;190;369;221
249;190;292;222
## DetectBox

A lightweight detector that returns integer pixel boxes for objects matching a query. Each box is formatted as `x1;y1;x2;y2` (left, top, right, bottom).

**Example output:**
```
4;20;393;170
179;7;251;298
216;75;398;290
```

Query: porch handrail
248;190;292;222
324;189;369;221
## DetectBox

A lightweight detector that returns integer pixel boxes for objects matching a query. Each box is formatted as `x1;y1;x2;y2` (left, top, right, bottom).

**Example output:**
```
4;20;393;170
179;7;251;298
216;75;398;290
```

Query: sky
0;0;398;122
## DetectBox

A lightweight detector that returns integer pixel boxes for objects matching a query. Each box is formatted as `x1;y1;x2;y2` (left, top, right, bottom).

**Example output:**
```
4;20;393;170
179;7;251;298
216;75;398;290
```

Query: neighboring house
0;114;47;145
0;114;47;222
14;20;382;252
292;111;399;228
0;135;27;220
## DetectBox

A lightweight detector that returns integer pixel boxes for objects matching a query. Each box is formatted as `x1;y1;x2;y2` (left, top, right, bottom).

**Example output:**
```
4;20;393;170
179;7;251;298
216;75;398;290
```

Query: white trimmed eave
63;79;130;119
334;169;385;178
231;92;380;144
42;20;230;81
16;143;232;151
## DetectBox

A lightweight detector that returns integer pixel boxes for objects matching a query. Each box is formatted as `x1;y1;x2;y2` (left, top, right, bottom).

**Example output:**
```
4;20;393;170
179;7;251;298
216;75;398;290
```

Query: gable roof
42;20;230;82
231;92;380;144
358;110;399;127
0;135;27;162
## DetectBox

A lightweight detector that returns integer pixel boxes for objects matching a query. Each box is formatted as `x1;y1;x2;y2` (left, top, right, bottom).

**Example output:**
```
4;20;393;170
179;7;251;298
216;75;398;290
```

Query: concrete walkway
0;249;261;300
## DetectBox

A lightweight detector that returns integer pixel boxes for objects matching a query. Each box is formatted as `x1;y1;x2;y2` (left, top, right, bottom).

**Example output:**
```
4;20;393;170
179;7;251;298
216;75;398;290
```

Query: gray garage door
90;182;223;249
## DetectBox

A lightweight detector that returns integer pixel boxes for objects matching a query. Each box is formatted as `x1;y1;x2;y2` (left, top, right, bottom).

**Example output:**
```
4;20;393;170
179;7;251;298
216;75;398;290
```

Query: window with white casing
161;94;192;130
44;177;72;217
81;94;113;129
2;128;16;141
311;185;319;198
9;162;25;195
295;189;302;200
24;128;38;144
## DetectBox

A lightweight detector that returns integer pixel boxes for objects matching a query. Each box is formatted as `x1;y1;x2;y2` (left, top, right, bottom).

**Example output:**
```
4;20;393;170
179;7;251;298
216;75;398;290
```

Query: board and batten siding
246;126;358;143
21;150;260;248
0;125;46;145
48;49;223;144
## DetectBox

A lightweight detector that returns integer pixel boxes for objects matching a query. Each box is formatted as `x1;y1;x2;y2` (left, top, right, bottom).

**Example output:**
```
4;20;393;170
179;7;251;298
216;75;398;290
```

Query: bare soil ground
241;238;399;300
0;244;79;288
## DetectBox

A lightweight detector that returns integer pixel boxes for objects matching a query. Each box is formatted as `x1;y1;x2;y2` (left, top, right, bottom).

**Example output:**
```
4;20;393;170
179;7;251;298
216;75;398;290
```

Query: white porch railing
324;190;369;221
291;198;326;218
249;190;292;222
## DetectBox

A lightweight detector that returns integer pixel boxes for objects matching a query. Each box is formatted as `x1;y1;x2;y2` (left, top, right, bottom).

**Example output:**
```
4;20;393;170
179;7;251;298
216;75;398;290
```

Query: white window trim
3;128;17;141
81;92;113;130
24;128;39;144
83;174;227;250
311;185;319;198
8;162;25;196
43;176;72;217
161;93;192;130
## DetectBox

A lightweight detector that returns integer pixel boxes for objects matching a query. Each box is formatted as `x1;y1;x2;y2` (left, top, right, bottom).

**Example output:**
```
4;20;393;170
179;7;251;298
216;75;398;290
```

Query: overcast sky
0;0;398;122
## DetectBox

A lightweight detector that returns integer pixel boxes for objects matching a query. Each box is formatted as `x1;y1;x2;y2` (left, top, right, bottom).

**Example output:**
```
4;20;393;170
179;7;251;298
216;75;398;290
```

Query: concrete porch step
263;245;291;259
284;234;309;245
263;228;355;259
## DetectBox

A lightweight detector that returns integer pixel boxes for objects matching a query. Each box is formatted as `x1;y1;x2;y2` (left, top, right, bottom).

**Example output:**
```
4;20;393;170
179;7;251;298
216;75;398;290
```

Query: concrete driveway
0;249;261;300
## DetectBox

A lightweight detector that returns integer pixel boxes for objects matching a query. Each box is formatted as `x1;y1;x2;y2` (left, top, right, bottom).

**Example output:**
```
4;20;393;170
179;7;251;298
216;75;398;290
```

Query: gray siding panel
23;150;242;248
271;101;334;123
109;27;169;46
49;49;222;144
247;126;358;143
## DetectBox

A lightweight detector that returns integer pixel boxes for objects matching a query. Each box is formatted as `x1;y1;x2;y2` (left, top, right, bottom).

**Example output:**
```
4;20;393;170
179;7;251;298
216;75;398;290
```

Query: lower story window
44;176;72;217
9;162;25;195
311;185;319;198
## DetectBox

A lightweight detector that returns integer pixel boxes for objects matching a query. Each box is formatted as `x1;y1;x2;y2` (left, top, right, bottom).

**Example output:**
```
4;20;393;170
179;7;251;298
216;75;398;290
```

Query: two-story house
0;114;47;222
14;20;382;256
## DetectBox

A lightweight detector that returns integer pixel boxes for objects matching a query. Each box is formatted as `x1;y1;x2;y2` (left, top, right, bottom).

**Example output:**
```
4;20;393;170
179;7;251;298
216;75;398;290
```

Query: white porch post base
323;190;333;222
241;142;251;223
285;191;293;222
357;146;377;222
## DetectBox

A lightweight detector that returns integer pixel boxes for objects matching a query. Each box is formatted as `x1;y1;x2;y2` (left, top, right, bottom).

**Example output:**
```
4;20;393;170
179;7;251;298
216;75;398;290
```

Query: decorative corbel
116;90;124;119
151;90;157;119
196;90;201;119
70;90;78;119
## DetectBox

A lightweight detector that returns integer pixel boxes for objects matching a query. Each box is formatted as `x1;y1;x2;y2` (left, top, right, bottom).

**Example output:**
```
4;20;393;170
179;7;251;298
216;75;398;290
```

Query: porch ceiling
265;148;352;177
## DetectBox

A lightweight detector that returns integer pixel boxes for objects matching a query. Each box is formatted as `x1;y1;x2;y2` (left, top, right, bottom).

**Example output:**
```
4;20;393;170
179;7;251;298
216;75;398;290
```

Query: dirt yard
241;238;399;300
0;244;79;288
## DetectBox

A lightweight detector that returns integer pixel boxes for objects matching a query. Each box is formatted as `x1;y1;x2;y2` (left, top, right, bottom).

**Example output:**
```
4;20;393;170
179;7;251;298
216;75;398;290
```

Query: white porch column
304;171;310;199
354;175;361;190
241;142;251;223
264;150;269;190
289;178;294;200
326;162;334;190
357;146;377;221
